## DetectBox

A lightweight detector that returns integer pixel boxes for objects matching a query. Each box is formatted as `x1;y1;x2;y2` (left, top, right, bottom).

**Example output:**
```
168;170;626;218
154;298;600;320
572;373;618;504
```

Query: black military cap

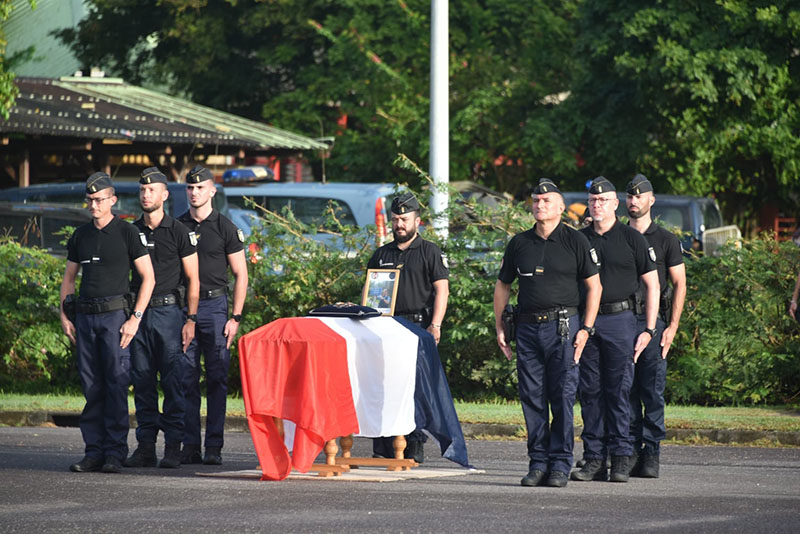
626;174;653;195
86;172;113;194
186;165;214;183
588;176;616;195
140;166;168;185
391;192;420;215
531;177;561;195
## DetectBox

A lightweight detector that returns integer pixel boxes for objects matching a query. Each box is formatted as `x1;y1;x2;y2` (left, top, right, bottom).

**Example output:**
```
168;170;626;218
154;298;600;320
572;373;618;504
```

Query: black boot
180;444;203;464
124;442;157;468
69;455;104;473
404;441;424;464
101;456;123;474
159;443;182;469
570;458;608;481
639;451;660;478
610;455;633;483
203;446;222;465
520;469;547;487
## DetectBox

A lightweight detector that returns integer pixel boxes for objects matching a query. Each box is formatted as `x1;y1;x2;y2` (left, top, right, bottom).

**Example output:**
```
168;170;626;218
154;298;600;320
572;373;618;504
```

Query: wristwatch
186;314;198;322
580;325;595;336
231;314;242;322
132;310;143;320
644;327;657;337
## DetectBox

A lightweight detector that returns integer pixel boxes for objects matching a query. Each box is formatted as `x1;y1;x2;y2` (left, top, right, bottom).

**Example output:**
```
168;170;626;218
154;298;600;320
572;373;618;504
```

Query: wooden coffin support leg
334;434;418;471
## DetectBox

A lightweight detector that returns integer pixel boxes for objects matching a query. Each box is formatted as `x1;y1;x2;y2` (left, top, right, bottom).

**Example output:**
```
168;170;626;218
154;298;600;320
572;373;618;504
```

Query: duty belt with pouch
598;298;634;315
501;304;517;342
76;295;128;315
200;287;227;300
517;307;578;343
659;286;674;324
633;289;646;315
396;308;431;325
62;294;76;322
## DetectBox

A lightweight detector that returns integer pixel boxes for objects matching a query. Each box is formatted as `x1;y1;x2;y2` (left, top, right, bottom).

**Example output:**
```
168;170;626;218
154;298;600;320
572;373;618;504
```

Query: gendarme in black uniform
126;166;197;469
178;165;244;465
65;172;149;473
368;192;448;463
573;176;656;483
497;178;598;486
626;174;684;477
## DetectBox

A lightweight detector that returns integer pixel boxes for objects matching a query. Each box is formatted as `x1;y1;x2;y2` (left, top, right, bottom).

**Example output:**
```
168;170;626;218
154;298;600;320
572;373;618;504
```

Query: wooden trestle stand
264;418;418;478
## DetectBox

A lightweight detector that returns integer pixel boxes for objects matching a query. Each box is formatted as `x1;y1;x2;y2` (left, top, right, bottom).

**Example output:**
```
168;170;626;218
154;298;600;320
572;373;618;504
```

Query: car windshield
700;201;723;229
650;204;691;232
229;195;357;228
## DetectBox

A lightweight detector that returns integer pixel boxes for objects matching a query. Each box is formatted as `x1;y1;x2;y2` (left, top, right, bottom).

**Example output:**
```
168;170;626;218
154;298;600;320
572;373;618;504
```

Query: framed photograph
361;269;400;316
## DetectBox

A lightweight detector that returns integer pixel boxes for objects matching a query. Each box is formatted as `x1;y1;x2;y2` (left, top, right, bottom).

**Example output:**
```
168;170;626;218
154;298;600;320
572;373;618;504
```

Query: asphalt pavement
1;426;799;533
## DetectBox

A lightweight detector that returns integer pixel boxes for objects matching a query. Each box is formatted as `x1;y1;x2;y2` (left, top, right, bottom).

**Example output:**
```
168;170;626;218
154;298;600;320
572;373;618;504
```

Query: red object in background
237;318;359;481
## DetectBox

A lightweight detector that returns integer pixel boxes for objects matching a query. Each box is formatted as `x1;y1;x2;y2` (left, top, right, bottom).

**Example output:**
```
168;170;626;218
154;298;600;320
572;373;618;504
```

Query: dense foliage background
45;0;800;227
3;193;799;405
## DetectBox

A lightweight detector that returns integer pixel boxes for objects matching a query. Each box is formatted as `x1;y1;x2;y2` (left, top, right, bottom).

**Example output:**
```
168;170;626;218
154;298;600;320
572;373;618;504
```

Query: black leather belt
149;293;178;308
518;307;578;324
599;299;633;315
397;312;425;323
200;287;227;300
76;296;127;315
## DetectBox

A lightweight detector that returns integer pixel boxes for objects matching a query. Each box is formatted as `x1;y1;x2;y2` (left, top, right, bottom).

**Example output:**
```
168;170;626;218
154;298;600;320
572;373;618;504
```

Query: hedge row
2;194;798;405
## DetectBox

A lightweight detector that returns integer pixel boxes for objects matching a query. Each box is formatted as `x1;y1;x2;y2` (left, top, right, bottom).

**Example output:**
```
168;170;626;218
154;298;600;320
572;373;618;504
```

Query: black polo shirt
498;222;598;312
131;214;196;296
177;209;244;293
367;234;448;315
637;221;684;293
580;219;656;303
66;215;148;298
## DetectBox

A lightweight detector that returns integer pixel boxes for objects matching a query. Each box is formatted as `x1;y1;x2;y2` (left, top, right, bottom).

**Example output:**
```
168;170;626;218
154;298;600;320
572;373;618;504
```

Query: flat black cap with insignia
391;192;420;215
531;177;561;195
140;166;168;185
588;176;616;195
186;165;214;184
86;171;113;194
626;173;653;196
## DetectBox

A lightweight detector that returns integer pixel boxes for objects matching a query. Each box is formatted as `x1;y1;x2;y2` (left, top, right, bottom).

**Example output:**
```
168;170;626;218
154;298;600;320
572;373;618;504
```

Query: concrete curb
1;411;798;446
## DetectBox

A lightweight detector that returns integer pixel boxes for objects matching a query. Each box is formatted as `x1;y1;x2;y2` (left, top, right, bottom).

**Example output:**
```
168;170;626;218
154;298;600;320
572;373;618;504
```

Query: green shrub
3;191;799;406
0;239;77;391
668;236;800;404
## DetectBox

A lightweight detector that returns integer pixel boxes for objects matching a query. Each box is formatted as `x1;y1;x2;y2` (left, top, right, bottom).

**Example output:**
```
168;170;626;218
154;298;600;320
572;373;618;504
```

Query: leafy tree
57;0;577;193
558;1;800;226
0;0;36;119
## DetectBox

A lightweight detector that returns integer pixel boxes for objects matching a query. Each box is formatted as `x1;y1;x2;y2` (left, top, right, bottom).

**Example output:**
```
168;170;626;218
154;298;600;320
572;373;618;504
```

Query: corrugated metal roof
2;76;327;152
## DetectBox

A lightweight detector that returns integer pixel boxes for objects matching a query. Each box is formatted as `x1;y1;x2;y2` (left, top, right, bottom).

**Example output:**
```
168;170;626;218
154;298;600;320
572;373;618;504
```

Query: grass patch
2;394;799;433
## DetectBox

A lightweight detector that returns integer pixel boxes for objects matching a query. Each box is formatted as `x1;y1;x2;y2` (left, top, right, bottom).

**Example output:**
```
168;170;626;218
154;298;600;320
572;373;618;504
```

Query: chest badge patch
189;232;198;247
648;247;657;262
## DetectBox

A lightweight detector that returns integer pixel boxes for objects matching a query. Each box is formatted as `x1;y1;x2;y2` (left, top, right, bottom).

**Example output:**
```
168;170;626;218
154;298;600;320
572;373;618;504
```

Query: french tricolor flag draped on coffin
238;316;472;480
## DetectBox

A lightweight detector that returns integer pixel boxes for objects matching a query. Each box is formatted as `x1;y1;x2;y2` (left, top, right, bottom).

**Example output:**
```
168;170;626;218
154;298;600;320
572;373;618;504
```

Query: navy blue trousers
130;303;186;445
578;310;635;458
75;308;130;461
630;316;667;452
182;295;230;449
516;315;580;475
